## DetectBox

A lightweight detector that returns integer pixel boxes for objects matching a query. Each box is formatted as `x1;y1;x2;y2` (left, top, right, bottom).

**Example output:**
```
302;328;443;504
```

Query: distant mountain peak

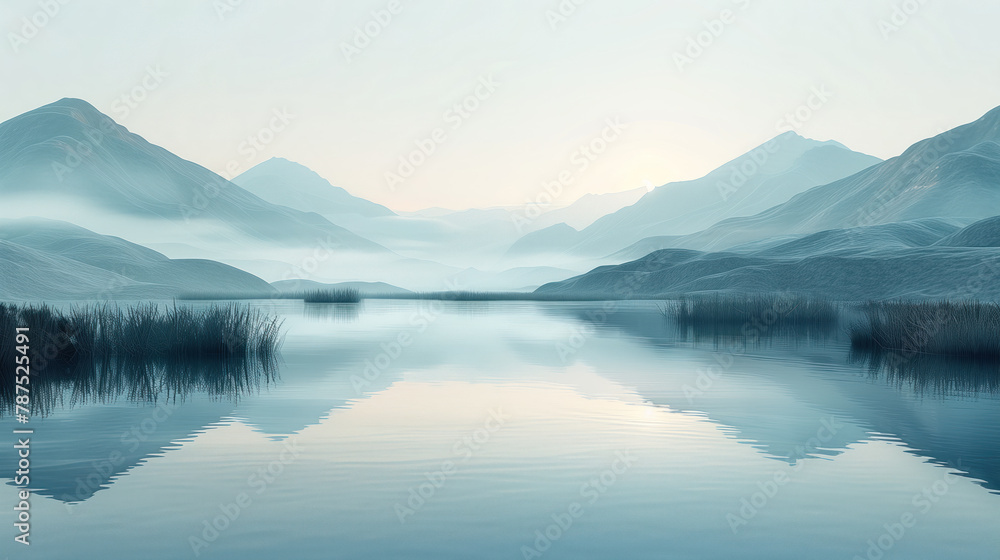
233;158;396;218
771;130;847;150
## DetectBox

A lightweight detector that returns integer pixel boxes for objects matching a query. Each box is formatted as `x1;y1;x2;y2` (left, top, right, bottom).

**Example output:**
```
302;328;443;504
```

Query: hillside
0;218;274;299
935;215;1000;247
535;244;1000;300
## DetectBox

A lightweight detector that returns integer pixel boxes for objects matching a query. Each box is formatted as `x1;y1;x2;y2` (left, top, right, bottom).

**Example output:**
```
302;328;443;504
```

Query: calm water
4;300;1000;559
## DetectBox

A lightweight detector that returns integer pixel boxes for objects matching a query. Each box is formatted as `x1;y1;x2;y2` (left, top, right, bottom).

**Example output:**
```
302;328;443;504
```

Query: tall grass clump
0;303;283;414
367;291;607;301
849;300;1000;359
671;293;839;336
302;288;362;303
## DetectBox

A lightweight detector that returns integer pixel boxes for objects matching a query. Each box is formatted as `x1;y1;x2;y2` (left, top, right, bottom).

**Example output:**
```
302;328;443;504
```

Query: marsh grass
302;288;362;303
366;291;607;301
0;302;283;415
849;300;1000;359
669;293;840;342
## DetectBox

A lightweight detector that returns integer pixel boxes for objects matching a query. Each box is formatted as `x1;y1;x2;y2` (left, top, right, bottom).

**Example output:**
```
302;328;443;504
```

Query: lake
4;300;1000;559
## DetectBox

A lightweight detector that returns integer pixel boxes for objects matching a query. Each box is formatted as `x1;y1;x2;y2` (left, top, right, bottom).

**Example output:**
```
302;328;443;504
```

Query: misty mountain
504;223;579;259
0;99;523;291
0;217;273;299
0;98;391;255
506;132;882;260
232;157;395;218
518;186;648;232
664;105;1000;252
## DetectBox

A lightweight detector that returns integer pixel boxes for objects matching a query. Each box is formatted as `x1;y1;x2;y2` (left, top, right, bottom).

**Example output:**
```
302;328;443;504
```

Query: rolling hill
534;242;1000;301
0;217;274;299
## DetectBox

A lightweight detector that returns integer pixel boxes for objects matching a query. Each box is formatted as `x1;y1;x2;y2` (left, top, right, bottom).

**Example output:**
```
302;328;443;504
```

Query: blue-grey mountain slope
506;133;882;260
661;105;1000;252
0;99;504;290
935;215;1000;247
535;214;1000;300
519;186;648;232
233;157;395;218
0;217;274;299
0;98;391;254
536;246;1000;300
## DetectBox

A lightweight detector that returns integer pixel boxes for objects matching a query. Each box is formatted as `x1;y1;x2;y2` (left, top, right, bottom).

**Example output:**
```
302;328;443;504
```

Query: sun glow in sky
3;0;1000;211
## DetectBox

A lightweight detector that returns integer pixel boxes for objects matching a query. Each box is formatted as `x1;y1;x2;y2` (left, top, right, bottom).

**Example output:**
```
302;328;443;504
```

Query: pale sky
3;0;999;211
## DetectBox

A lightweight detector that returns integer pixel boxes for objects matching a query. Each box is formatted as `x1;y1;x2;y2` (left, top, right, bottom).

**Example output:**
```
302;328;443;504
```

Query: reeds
0;302;283;414
849;300;1000;359
302;288;361;303
671;293;840;336
366;291;607;301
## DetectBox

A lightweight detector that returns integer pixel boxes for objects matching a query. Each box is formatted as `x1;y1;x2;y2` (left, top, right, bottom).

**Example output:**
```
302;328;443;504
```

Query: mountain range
503;133;883;263
535;105;1000;299
1;98;999;299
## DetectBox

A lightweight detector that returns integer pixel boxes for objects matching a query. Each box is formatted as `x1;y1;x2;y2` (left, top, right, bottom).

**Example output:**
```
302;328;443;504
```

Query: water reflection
303;301;363;322
2;300;1000;560
2;352;279;417
850;348;1000;396
675;320;839;348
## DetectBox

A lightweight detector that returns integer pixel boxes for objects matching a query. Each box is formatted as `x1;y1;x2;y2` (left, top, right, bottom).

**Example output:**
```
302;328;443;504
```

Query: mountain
0;99;507;291
503;223;579;258
539;106;1000;299
505;133;882;260
232;157;395;218
0;98;391;260
663;106;1000;252
600;235;686;262
0;217;273;299
748;218;962;258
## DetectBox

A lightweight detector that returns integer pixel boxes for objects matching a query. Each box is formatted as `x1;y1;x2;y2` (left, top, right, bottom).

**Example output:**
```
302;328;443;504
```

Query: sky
3;0;1000;212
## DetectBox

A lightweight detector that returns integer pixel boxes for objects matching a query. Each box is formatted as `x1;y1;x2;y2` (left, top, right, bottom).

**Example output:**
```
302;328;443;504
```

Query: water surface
4;300;999;559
